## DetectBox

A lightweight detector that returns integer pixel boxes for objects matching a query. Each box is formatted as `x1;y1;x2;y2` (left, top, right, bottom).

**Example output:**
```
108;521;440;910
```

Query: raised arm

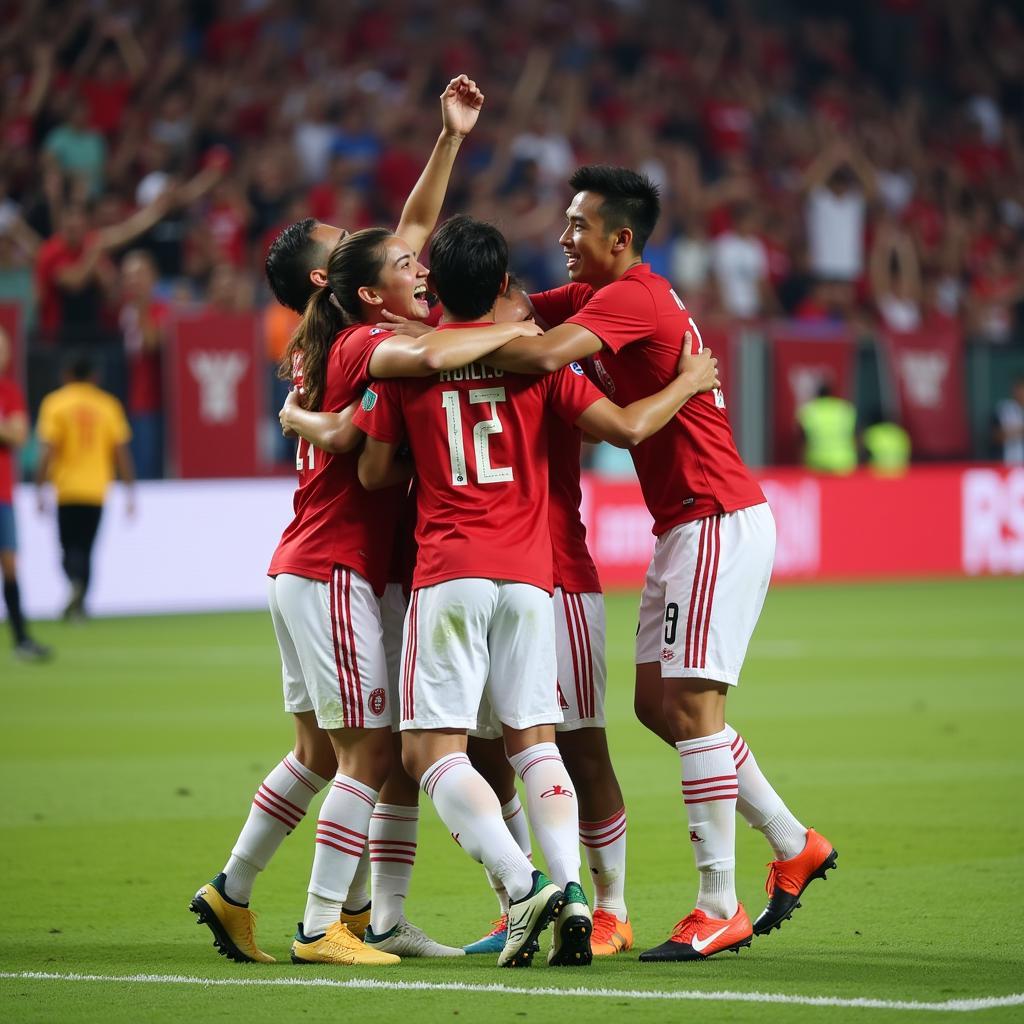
367;319;542;378
575;333;719;448
394;75;484;257
279;391;363;455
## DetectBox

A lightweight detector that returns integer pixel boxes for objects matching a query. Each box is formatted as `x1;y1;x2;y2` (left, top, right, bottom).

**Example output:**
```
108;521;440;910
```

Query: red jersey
0;376;27;503
353;323;603;592
531;265;765;535
268;324;405;593
548;416;601;593
120;301;169;415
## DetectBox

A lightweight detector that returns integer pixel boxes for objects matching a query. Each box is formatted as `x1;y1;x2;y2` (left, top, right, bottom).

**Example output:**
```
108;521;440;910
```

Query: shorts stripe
329;568;351;724
561;591;585;721
571;594;595;719
342;570;365;728
698;519;722;668
684;520;709;667
689;520;716;669
402;591;420;722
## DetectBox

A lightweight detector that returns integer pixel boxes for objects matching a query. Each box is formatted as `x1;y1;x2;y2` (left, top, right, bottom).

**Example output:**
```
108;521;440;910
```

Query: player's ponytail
279;227;393;412
280;285;343;413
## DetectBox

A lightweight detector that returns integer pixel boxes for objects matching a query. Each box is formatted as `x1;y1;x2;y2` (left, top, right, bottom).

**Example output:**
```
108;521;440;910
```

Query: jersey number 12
441;387;514;487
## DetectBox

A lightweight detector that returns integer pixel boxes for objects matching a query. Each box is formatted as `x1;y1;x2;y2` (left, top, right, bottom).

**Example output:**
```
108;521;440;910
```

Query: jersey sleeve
529;283;593;328
563;277;658;354
35;396;62;445
333;326;395;396
352;380;405;443
546;363;605;426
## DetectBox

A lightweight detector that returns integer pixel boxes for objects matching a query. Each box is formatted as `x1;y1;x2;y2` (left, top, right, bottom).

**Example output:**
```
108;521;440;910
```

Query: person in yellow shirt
35;356;135;620
797;382;858;475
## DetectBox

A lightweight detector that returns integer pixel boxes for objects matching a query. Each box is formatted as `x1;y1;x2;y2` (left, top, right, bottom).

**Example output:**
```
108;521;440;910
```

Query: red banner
0;303;21;382
770;327;854;463
168;311;264;478
880;321;968;458
579;465;1024;587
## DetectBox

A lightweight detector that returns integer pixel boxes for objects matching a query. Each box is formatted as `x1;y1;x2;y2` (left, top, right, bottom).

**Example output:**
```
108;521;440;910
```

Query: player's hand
510;319;544;339
440;74;484;139
375;310;432;337
280;387;304;435
678;331;720;393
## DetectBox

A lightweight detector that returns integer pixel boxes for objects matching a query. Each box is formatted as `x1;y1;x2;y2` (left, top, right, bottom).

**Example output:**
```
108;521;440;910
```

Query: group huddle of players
190;75;835;969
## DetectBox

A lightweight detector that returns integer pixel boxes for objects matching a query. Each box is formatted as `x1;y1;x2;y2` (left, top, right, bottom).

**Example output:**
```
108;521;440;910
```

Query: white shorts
635;503;775;686
400;578;560;732
380;583;409;733
473;588;606;738
268;568;393;730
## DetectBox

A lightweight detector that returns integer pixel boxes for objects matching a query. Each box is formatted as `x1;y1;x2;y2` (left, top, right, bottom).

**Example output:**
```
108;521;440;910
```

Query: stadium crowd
1;0;1023;477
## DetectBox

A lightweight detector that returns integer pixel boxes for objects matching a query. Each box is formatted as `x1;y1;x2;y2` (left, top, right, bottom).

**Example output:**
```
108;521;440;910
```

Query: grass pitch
1;577;1022;1023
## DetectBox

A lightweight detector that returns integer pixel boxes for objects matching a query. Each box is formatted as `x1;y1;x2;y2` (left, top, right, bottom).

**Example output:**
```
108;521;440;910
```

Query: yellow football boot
340;903;371;940
189;874;276;964
291;921;401;965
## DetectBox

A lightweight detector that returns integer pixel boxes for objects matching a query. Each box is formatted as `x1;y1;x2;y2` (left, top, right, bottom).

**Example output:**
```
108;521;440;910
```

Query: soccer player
484;166;837;961
353;215;719;967
0;327;51;660
191;76;491;965
35;355;135;621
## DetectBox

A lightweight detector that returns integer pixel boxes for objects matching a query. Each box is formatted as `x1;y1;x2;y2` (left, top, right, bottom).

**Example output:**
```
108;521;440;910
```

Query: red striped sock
677;729;738;919
579;807;628;917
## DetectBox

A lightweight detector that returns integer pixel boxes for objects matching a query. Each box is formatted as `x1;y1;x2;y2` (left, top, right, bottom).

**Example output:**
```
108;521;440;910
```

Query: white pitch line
1;971;1021;1013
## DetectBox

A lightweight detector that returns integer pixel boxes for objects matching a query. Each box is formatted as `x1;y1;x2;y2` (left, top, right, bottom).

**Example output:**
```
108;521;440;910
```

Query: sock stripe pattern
561;591;595;719
517;754;564;778
333;779;375;808
282;756;319;794
422;753;471;799
315;819;367;858
731;731;751;770
401;591;420;722
580;808;627;849
330;567;364;728
684;516;722;669
681;774;739;805
252;784;304;830
368;840;417;866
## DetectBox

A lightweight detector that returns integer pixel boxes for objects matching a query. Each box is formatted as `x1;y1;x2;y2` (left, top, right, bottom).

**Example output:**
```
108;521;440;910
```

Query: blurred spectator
119;250;167;479
711;202;775;319
869;220;922;332
993;378;1024;465
797;382;857;475
0;325;51;661
35;354;135;621
43;99;107;199
862;411;911;476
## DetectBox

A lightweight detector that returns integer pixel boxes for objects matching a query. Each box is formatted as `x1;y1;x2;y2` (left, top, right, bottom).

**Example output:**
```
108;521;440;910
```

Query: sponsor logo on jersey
593;358;615;396
569;361;585;376
682;497;695;506
661;647;675;661
541;784;574;799
368;687;386;715
361;388;378;411
369;328;385;336
689;830;703;843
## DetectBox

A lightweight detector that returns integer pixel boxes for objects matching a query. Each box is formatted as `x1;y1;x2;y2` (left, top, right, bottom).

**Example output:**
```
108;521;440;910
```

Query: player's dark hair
280;227;392;413
66;353;95;381
428;215;508;320
568;165;661;254
265;218;327;314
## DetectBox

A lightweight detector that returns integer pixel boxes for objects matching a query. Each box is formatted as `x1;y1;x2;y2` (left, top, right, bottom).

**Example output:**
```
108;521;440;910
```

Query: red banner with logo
0;304;21;382
579;465;1024;587
168;311;263;478
770;327;854;463
880;322;968;458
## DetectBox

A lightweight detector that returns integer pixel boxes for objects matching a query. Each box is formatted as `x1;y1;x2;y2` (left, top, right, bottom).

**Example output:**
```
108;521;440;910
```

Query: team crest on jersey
569;361;585;376
368;687;386;715
661;647;675;662
361;388;378;412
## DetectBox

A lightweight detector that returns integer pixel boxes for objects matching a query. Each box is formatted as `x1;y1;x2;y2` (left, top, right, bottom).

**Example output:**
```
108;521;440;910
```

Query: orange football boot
753;828;837;935
639;904;752;962
590;909;633;956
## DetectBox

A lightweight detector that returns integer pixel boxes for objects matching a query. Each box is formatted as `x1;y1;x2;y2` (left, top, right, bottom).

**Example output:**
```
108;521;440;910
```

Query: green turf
2;578;1022;1023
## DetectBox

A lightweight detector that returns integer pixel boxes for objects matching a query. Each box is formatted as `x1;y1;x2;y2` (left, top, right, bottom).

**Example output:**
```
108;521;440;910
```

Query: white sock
579;807;628;918
507;743;581;889
303;774;377;936
343;847;370;913
223;753;330;904
421;753;534;901
677;730;738;920
368;803;419;935
485;795;532;915
727;725;807;861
